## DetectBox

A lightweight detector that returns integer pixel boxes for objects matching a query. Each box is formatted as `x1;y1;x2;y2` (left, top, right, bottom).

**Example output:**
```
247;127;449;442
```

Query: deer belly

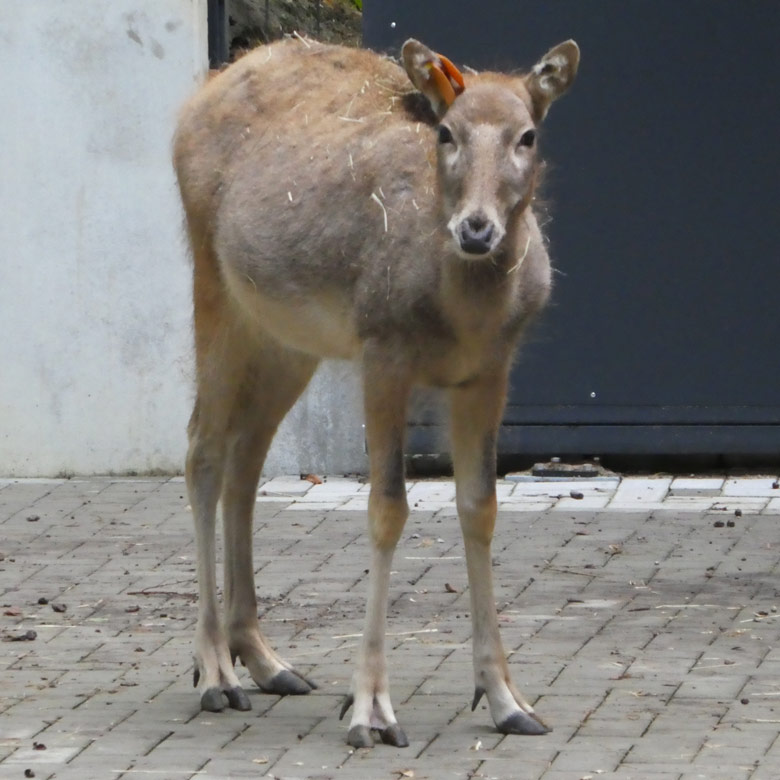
222;265;359;359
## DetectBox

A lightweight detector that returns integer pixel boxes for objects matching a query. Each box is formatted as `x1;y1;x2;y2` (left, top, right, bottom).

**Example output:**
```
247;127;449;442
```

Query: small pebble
726;520;736;528
51;603;67;614
740;697;750;705
26;515;40;522
25;770;35;779
8;630;37;642
713;520;725;528
569;490;584;500
734;508;743;517
37;597;49;605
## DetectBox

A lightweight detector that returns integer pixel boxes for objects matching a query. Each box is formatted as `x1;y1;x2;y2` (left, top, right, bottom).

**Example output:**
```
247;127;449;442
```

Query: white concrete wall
0;1;367;477
269;363;367;476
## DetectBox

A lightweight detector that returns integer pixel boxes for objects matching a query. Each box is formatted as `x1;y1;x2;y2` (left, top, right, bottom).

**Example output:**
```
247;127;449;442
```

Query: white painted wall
0;1;367;477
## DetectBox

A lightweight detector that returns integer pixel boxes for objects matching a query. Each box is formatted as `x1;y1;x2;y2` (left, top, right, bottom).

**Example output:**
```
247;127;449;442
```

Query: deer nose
458;214;495;256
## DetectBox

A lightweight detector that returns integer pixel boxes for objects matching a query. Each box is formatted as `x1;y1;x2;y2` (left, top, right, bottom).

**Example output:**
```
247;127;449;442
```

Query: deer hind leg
188;384;248;712
340;352;411;748
187;248;318;710
185;224;248;711
220;341;319;698
449;372;550;736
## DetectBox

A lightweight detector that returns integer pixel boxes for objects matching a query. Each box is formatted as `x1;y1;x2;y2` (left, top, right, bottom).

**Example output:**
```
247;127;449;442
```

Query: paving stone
18;740;93;763
512;480;613;498
658;496;719;511
285;501;346;511
721;477;780;497
407;481;456;502
498;498;556;511
1;477;779;779
609;477;672;507
549;734;634;771
553;495;612;511
670;477;725;495
707;497;769;514
751;762;780;780
259;476;315;495
680;771;753;780
764;496;780;513
339;496;369;510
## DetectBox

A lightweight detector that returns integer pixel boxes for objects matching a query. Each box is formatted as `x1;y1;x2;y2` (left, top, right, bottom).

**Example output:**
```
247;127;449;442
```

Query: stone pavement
1;474;780;780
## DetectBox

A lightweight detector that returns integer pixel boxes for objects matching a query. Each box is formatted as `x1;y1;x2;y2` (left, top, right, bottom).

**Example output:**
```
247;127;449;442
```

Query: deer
173;34;579;748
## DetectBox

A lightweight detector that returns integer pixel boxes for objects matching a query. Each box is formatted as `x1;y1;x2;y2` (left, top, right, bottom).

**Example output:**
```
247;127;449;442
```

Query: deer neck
437;211;531;341
441;208;530;298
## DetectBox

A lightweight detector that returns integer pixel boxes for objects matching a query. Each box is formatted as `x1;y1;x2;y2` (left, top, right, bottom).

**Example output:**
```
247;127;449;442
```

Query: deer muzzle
457;213;498;257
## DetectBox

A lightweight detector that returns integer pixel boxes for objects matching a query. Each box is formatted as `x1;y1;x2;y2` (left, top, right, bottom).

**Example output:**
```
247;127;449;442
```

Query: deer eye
518;129;536;148
437;125;454;145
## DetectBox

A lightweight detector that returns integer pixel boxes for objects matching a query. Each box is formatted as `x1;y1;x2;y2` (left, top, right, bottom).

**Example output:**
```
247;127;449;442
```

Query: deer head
402;39;579;259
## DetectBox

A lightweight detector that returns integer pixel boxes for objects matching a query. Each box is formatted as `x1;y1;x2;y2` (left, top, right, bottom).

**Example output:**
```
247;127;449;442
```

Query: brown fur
174;35;579;745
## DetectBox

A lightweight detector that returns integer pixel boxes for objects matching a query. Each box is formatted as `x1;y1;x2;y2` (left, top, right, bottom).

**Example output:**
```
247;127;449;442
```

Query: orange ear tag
426;63;456;106
425;54;466;108
437;54;465;94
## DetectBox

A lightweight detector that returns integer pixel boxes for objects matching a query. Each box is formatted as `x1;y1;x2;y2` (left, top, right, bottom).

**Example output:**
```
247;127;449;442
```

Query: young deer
174;35;579;748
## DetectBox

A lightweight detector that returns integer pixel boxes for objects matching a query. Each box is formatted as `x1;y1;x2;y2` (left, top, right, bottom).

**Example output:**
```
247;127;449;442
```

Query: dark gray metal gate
207;0;229;67
365;1;780;459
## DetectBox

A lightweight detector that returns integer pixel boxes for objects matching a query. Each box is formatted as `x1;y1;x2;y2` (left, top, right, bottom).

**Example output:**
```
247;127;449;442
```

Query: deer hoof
347;724;374;748
200;687;226;712
380;723;409;747
260;669;315;696
225;686;252;711
497;710;551;736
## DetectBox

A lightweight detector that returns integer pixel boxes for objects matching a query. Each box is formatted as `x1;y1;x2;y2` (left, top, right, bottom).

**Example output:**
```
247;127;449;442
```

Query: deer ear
525;40;580;121
402;39;465;119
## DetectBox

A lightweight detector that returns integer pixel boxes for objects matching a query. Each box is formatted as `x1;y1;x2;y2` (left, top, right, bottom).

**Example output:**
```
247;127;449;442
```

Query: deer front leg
340;354;411;748
449;373;550;736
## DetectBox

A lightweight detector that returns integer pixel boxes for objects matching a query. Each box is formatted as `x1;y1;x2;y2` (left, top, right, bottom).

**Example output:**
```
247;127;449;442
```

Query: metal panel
365;1;780;456
207;0;229;67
